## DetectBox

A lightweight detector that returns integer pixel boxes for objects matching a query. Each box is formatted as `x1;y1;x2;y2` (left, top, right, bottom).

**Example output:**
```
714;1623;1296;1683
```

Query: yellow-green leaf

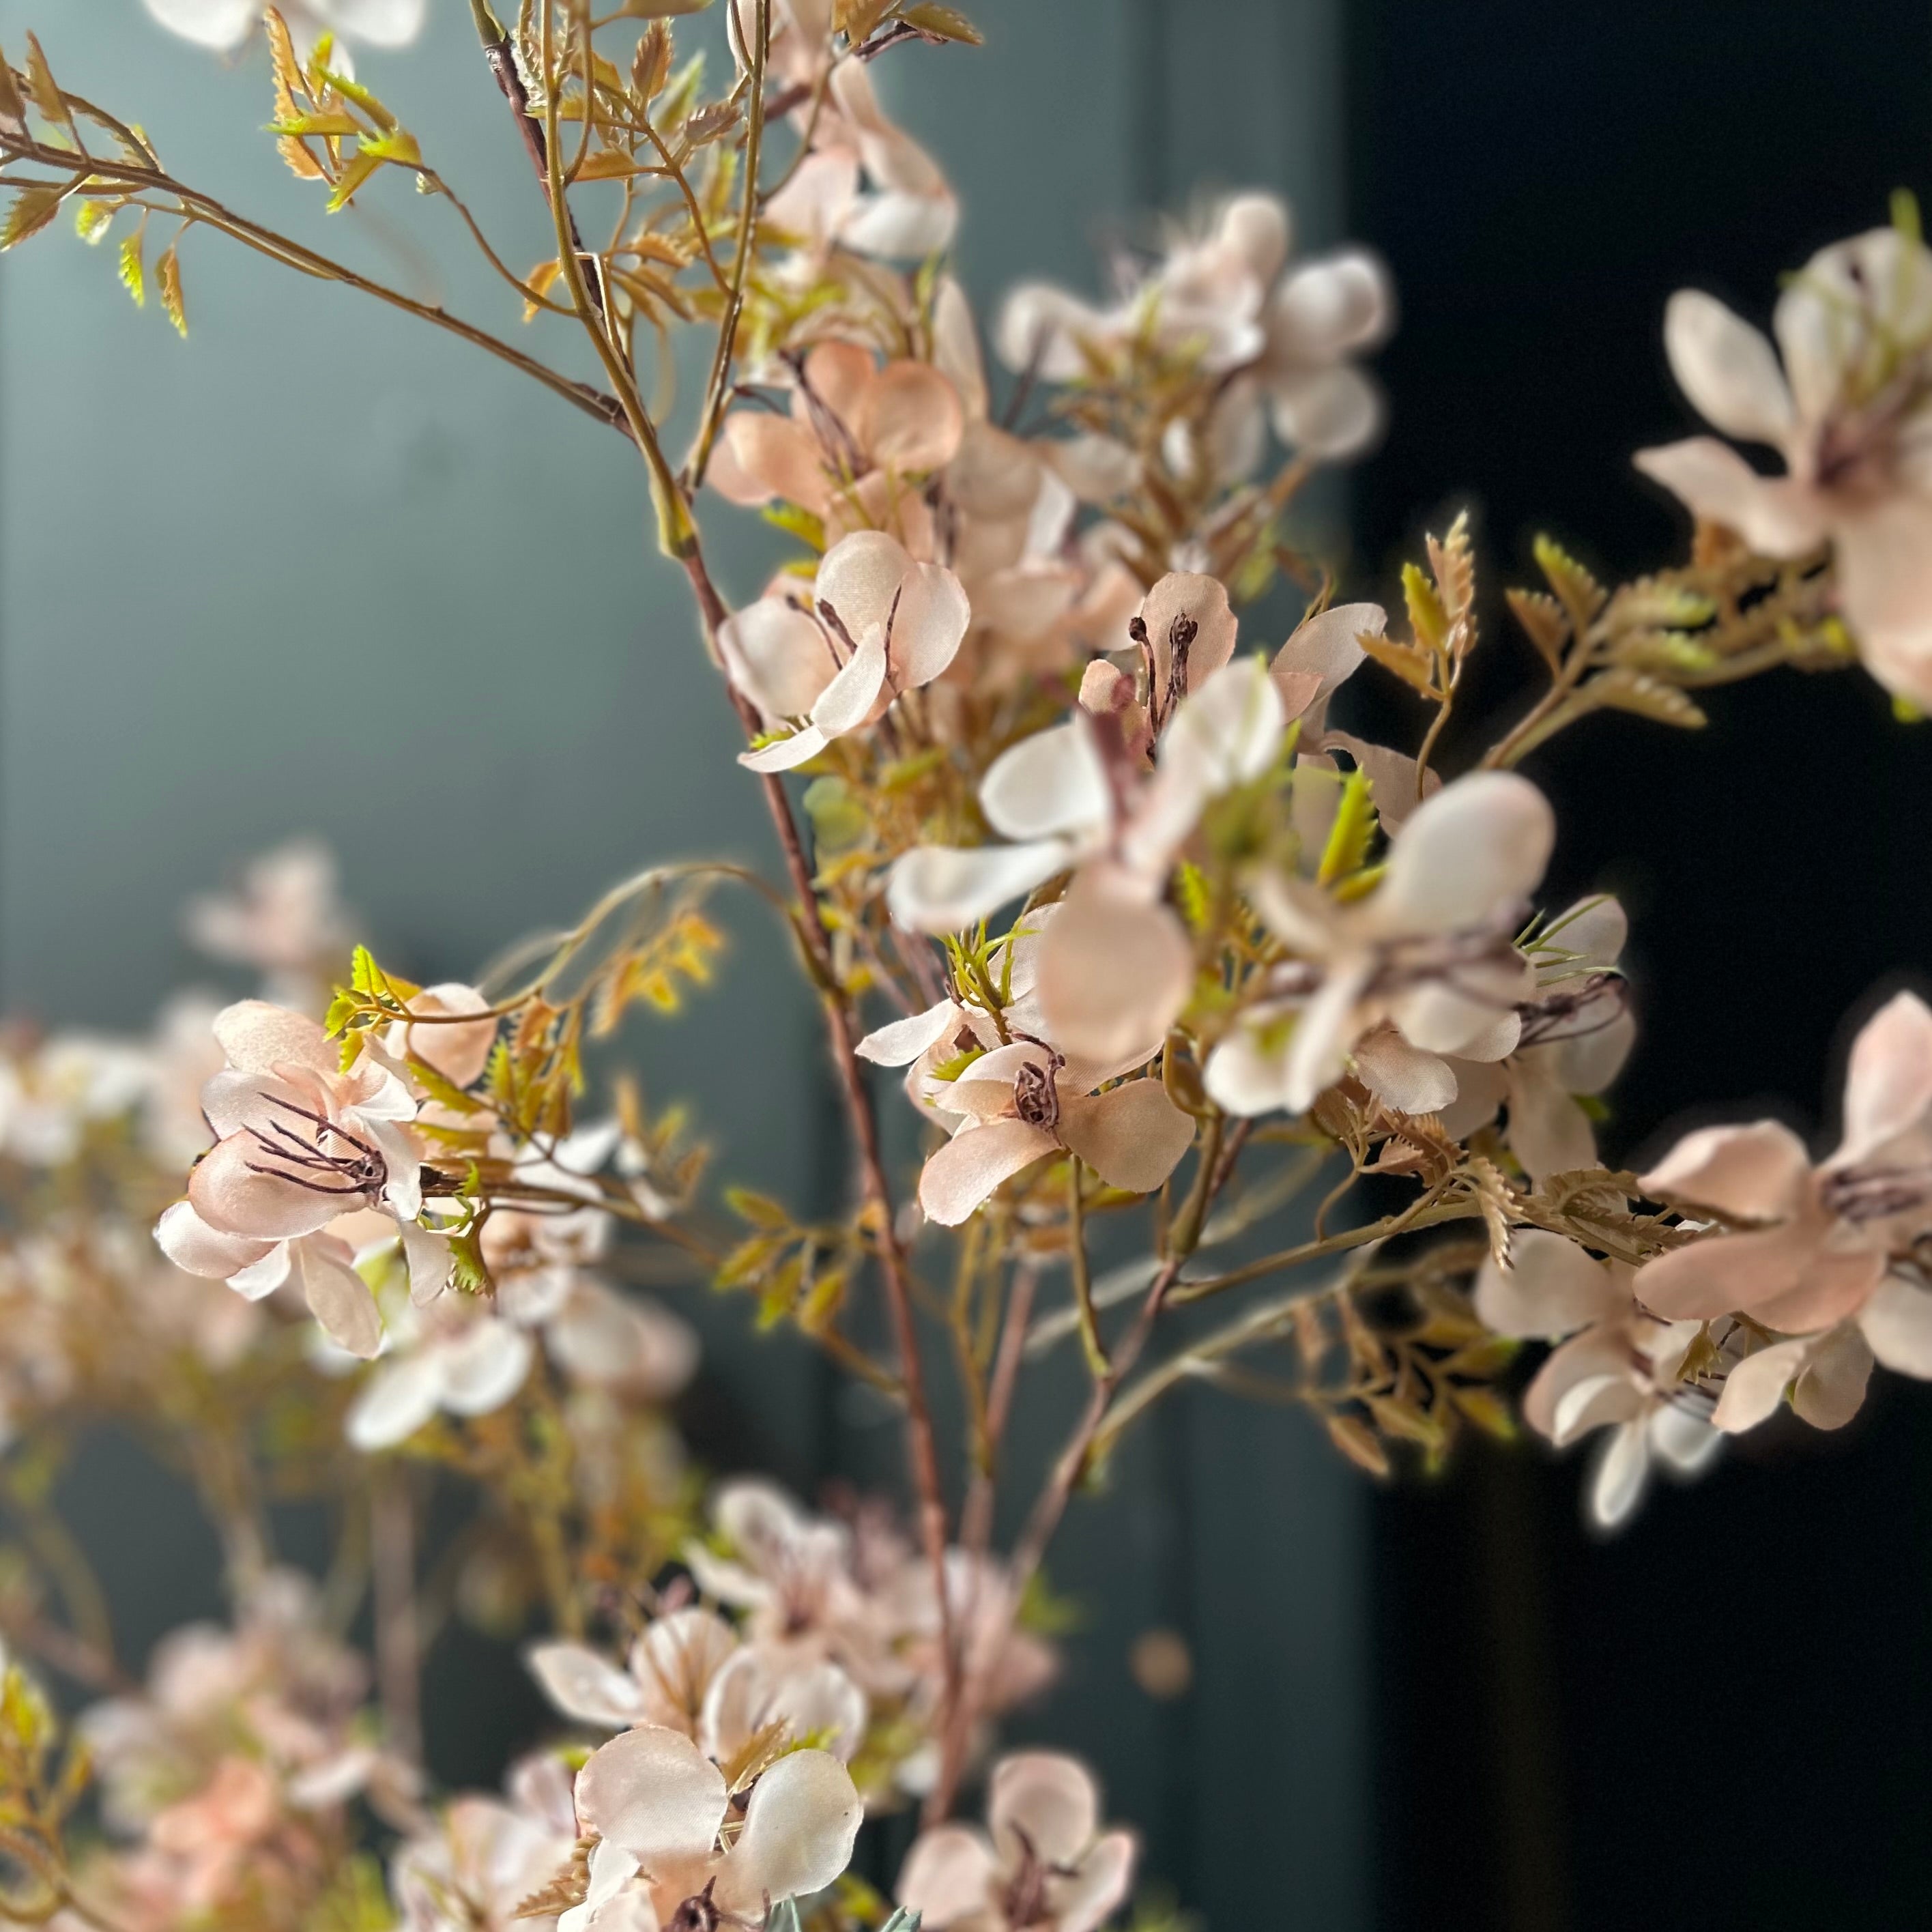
117;228;144;306
837;0;898;39
899;1;983;42
1400;559;1448;654
1316;768;1376;886
1357;628;1438;697
326;147;385;212
74;197;113;244
1533;532;1606;626
156;240;186;336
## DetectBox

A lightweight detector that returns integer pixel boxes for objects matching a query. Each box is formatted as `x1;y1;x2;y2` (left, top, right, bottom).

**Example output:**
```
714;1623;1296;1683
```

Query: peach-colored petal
1139;573;1237;697
1037;874;1192;1071
1058;1081;1194;1196
1353;1028;1457;1116
1521;1325;1641;1444
987;1751;1099;1869
1712;1337;1811;1433
712;1749;861;1916
1474;1229;1627;1340
1632;437;1826;556
919;1119;1056;1225
1635;1224;1812;1324
719;597;837;721
897;1824;996;1926
1271;601;1383;733
212;1000;336;1079
405;983;498;1091
573;1724;727;1866
1859;1275;1932;1378
1661;289;1796;444
859;360;964;474
296;1239;383;1359
1640;1119;1812;1222
190;1132;347;1240
1374;772;1553;938
1791;1323;1873;1430
713;413;829;514
815;528;912;639
1751;1240;1884;1335
156;1199;278;1280
1052;1828;1138;1932
886;561;971;688
798;341;874;431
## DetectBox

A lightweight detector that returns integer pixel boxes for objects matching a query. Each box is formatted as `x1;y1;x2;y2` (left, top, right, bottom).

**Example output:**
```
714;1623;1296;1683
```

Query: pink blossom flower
141;0;424;55
897;1750;1136;1932
721;530;970;773
530;1608;742;1739
154;1001;428;1356
184;840;350;1011
1480;1232;1723;1530
1633;990;1932;1420
1634;223;1932;705
708;343;964;553
392;1755;579;1932
1205;772;1554;1119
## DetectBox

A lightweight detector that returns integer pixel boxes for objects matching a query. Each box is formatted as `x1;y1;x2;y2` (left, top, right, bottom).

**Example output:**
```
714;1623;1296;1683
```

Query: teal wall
0;3;1365;1924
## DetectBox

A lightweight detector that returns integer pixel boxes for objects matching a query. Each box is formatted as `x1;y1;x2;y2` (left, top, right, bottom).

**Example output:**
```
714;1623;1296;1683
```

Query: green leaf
326;147;386;212
1316;768;1376;886
1533;533;1606;626
1400;559;1448;655
73;198;113;244
724;1186;792;1230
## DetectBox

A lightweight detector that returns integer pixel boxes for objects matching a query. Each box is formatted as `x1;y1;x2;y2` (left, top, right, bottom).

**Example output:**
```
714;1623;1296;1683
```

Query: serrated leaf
682;98;739;145
1357;628;1438;697
837;0;898;38
1582;667;1706;729
23;33;67;134
1505;586;1568;672
0;45;29;136
155;239;186;336
1533;533;1606;626
1426;510;1475;622
1326;1413;1391;1478
1;182;68;251
1316;768;1376;885
1400;559;1448;655
574;147;644;180
360;128;422;165
319;66;397;131
272;111;362;136
74;199;113;244
900;1;983;41
633;22;673;100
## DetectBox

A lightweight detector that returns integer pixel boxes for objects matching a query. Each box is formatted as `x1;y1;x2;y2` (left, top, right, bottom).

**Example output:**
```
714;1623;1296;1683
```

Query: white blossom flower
1635;223;1932;706
142;0;427;55
565;1724;861;1929
897;1750;1136;1932
392;1756;579;1932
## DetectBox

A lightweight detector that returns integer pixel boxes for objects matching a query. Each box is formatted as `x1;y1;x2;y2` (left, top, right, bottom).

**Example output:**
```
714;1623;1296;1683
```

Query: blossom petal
857;1001;960;1067
212;1000;336;1078
888;841;1072;934
987;1752;1099;1870
526;1641;648;1729
573;1724;727;1866
1159;658;1284;796
1269;363;1383;459
1352;1029;1457;1115
1271;601;1383;732
345;1353;447;1451
1474;1228;1626;1340
1662;289;1796;444
981;721;1111;843
1833;989;1932;1167
897;1824;997;1925
1140;573;1237;697
888;562;972;689
403;983;498;1090
859;360;965;474
720;598;837;722
439;1319;535;1415
1712;1338;1811;1433
714;1749;862;1916
1284;958;1376;1112
919;1119;1056;1226
1587;1424;1652;1531
1374;772;1554;937
712;414;827;512
815;529;911;639
1791;1323;1873;1430
1639;1120;1812;1222
1632;437;1826;556
1858;1275;1932;1378
156;1199;276;1280
190;1133;346;1240
1037;877;1192;1071
297;1240;384;1359
1058;1082;1195;1196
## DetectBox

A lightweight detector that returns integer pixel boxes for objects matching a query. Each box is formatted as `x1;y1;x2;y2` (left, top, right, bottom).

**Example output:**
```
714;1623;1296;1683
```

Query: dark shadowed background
2;3;1929;1928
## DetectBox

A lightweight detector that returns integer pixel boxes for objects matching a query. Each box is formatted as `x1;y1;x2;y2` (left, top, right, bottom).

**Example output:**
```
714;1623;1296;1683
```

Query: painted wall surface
0;4;1364;1924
